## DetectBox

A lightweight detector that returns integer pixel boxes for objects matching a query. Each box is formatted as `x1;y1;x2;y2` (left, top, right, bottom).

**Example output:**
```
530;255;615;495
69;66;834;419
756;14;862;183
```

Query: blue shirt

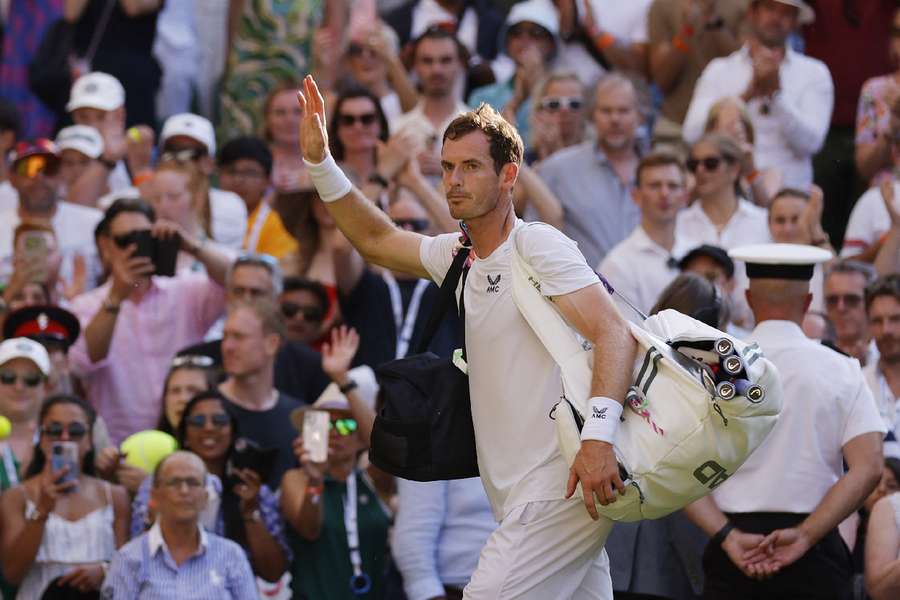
468;79;532;147
101;521;258;599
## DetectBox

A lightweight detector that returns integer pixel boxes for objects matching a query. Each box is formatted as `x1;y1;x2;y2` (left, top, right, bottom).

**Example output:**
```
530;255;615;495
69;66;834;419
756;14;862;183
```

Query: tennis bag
510;229;783;521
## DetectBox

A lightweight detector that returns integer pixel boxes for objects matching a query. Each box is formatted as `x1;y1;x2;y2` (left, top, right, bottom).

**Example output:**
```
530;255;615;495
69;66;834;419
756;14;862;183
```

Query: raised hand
321;325;360;383
296;75;330;163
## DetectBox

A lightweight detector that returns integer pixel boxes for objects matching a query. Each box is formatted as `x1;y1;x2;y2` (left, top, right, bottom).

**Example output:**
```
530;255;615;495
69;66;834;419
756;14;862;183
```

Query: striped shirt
101;521;258;599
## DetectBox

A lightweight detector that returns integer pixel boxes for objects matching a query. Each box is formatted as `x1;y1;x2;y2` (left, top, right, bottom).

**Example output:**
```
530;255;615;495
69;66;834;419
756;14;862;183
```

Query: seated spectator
0;395;129;598
68;198;231;444
824;260;879;366
527;70;586;165
0;338;52;492
0;100;22;212
469;0;560;146
599;151;689;320
218;301;303;489
3;305;84;397
0;140;102;296
392;27;469;180
280;277;330;346
218;137;299;259
55;125;105;203
647;0;744;151
855;6;900;186
159;113;248;251
100;451;257;598
328;86;391;189
280;338;387;600
129;391;289;583
65;73;140;205
704;97;782;208
682;0;832;189
864;275;900;457
865;490;900;599
535;73;643;267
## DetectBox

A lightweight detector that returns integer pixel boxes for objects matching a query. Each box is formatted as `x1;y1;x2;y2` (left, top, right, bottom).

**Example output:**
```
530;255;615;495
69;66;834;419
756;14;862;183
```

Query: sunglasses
281;301;325;322
825;294;863;309
338;113;378;127
331;418;358;436
112;229;152;249
42;421;88;440
538;97;583;112
0;371;44;387
14;155;61;179
394;218;430;232
686;156;727;173
508;24;551;40
348;43;375;58
185;413;231;428
171;354;215;369
159;148;206;164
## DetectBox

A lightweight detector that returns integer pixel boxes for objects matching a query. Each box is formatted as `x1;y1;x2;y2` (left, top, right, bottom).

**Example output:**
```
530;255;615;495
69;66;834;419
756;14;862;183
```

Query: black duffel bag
370;243;478;481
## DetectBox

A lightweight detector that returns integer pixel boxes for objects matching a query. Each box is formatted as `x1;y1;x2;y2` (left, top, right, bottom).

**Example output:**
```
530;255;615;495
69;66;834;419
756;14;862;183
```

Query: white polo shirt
598;225;688;321
864;362;900;459
713;320;885;513
420;220;599;521
841;183;894;257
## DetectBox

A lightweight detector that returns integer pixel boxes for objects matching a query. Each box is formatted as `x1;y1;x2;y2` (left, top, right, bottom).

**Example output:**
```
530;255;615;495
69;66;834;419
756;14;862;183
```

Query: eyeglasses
338;113;378;127
348;43;376;58
160;476;204;490
508;23;551;40
538;97;583;112
331;418;358;436
14;155;61;179
686;156;726;173
281;301;325;322
185;413;231;428
393;218;430;232
825;294;863;309
42;421;88;440
0;371;44;387
159;148;206;164
171;354;215;369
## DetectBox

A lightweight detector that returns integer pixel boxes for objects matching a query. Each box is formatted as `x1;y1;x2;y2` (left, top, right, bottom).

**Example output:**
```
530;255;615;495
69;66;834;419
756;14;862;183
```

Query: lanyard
245;203;271;253
1;443;18;488
343;471;371;595
382;272;429;359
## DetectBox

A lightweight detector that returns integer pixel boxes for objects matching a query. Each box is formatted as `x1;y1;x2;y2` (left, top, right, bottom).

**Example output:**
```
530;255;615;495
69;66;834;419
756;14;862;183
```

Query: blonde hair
155;159;212;237
704;97;755;145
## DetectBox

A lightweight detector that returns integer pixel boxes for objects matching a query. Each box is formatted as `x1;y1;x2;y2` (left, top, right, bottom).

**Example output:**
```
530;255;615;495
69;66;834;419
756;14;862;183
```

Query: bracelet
711;521;735;547
593;32;616;50
303;153;353;203
672;34;691;53
339;379;358;394
580;397;623;443
102;297;121;314
28;507;49;523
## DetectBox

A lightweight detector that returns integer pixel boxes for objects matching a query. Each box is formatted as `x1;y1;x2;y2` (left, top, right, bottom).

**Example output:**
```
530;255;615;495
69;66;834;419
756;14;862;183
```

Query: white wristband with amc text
302;153;353;203
580;397;623;444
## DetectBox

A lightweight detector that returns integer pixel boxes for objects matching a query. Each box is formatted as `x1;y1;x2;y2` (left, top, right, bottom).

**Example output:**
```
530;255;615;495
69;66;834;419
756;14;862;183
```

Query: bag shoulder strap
412;241;471;355
83;0;117;64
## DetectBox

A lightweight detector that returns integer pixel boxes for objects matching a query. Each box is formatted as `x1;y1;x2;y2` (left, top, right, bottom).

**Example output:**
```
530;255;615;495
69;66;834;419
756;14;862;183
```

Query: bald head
746;278;812;324
153;450;207;487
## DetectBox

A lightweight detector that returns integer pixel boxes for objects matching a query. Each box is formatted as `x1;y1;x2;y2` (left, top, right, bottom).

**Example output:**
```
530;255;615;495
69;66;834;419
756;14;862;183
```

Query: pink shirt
69;274;225;444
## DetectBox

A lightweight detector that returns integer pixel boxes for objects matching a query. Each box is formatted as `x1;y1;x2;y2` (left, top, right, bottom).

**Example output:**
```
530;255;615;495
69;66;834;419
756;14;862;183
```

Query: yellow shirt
243;203;299;259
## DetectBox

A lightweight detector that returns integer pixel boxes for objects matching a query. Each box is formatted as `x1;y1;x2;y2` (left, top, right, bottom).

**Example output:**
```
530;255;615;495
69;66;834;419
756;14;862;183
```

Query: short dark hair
678;244;735;279
772;187;810;204
444;103;524;174
825;259;876;286
0;99;21;138
282;276;329;311
327;85;390;162
651;272;729;328
865;274;900;313
100;196;156;236
217;136;273;176
411;26;469;64
636;151;685;187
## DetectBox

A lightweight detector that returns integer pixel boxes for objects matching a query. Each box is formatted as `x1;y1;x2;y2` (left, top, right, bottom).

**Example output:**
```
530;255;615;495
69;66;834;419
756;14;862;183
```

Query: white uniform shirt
420;220;599;520
841;183;894;257
598;225;688;321
713;320;885;513
209;187;247;250
864;362;900;459
682;45;834;188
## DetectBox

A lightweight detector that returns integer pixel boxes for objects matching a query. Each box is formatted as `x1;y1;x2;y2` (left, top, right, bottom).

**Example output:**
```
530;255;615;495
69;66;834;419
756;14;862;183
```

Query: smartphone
50;441;79;485
119;229;180;277
229;437;277;484
19;231;49;282
302;410;331;464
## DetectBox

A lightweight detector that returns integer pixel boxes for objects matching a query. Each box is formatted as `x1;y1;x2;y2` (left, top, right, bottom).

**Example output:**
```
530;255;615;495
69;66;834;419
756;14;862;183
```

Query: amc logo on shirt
693;460;730;490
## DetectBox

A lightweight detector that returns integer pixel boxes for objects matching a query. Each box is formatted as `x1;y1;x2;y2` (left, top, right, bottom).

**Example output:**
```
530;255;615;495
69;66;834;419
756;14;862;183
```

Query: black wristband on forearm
712;521;735;547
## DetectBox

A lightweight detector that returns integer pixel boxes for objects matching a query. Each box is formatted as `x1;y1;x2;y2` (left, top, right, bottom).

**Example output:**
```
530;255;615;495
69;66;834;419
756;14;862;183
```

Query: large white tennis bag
510;230;783;521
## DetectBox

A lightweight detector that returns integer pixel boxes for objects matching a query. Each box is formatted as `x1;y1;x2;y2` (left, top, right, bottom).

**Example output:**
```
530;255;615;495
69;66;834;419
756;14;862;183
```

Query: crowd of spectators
0;0;899;598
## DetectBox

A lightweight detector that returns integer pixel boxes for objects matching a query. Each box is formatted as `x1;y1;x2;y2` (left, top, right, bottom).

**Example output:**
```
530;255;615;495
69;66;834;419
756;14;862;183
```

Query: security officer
684;243;885;600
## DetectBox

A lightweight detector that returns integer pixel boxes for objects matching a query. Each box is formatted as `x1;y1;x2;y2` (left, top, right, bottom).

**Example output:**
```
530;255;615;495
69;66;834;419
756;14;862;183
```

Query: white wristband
580;396;623;444
302;153;353;203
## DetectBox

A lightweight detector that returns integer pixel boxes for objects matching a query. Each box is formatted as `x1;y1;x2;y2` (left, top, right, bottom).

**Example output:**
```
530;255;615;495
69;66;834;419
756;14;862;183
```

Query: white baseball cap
505;0;560;39
160;113;216;155
0;337;51;375
66;72;125;113
55;125;104;159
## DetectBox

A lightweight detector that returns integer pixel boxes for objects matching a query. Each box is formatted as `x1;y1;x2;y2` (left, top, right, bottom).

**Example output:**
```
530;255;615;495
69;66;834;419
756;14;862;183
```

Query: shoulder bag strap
412;244;471;355
83;0;117;65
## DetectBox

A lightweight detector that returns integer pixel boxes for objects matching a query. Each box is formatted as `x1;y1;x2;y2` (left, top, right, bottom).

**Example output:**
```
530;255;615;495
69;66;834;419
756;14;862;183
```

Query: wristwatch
102;297;121;314
367;172;389;188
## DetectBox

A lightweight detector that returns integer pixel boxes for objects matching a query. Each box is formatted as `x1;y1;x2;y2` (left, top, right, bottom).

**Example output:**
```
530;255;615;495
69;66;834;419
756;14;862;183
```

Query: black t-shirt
339;269;461;369
178;340;330;406
223;393;301;489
